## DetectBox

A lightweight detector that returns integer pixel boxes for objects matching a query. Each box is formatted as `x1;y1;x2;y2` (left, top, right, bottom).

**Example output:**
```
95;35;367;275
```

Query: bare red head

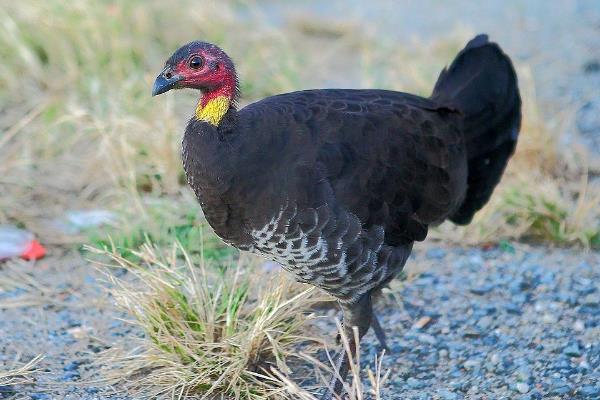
152;41;239;107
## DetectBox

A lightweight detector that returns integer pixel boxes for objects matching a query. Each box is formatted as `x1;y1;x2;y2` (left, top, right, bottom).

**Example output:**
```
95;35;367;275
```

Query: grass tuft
87;238;388;399
88;240;327;399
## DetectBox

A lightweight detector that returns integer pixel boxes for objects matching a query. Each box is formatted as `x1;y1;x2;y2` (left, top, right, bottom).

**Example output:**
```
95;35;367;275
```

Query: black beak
152;68;183;96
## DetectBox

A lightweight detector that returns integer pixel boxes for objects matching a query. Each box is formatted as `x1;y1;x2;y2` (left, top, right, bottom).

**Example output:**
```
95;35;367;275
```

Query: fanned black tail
431;34;522;225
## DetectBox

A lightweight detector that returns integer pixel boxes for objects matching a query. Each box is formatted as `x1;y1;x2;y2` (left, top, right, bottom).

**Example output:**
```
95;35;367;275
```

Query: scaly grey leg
371;313;390;353
321;294;373;400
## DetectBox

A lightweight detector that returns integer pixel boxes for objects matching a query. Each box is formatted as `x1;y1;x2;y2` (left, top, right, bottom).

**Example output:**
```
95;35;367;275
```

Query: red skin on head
173;50;237;107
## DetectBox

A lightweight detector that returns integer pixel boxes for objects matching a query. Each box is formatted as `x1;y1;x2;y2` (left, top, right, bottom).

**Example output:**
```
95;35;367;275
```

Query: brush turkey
152;34;521;398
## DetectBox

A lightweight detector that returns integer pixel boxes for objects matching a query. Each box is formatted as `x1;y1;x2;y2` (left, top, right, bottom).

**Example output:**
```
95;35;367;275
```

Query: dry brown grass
0;0;312;220
0;355;43;387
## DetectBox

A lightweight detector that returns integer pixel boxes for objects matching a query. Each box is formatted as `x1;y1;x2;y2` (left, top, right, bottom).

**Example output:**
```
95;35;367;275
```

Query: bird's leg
370;313;390;353
335;306;388;352
321;294;373;400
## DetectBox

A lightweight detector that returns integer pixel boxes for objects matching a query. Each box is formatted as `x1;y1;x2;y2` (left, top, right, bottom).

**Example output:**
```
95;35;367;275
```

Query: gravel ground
0;253;135;400
355;244;600;400
1;243;599;399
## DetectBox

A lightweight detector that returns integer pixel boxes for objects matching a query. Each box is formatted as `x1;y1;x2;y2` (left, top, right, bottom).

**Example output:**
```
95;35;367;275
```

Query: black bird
152;34;521;398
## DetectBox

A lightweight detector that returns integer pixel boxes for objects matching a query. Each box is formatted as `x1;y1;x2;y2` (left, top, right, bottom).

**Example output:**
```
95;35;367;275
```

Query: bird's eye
189;56;203;69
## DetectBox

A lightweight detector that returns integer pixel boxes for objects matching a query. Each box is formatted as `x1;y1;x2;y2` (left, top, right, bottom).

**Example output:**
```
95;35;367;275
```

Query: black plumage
153;34;521;398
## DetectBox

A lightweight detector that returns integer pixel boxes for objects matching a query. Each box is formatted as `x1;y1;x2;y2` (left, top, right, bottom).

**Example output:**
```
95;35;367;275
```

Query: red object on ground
21;240;46;261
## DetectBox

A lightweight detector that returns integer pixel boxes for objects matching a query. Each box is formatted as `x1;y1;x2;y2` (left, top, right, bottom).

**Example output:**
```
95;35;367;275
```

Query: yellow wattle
195;95;230;126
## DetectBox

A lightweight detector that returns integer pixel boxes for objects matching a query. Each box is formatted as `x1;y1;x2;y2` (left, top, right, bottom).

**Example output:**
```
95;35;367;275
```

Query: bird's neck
195;94;230;126
195;77;238;126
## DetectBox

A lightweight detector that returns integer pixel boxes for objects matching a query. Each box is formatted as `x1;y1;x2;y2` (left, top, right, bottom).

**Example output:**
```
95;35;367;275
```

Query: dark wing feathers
239;89;467;246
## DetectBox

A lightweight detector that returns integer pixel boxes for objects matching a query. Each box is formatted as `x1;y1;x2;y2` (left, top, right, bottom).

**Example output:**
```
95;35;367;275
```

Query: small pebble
437;389;460;400
462;328;482;338
406;377;426;389
476;315;494;330
542;313;558;324
413;316;432;330
573;320;585;332
463;359;480;369
563;342;582;357
490;353;501;365
61;371;81;381
516;382;530;394
416;333;437;345
63;360;81;371
30;394;51;400
549;385;572;396
470;283;495;295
